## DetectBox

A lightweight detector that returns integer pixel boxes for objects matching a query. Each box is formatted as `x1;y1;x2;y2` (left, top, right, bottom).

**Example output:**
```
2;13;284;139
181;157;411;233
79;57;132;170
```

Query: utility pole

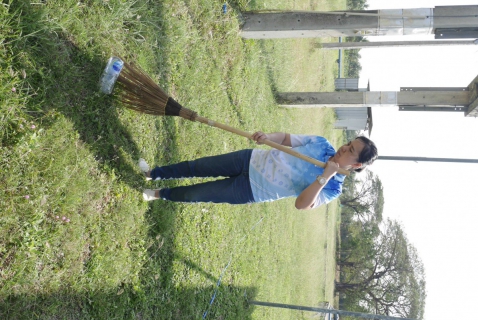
276;73;478;117
240;6;478;39
277;89;469;108
319;39;478;50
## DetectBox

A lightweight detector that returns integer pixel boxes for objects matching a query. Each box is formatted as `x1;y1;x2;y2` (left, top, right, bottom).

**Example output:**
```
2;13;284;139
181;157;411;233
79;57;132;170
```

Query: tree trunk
338;261;355;267
335;282;360;292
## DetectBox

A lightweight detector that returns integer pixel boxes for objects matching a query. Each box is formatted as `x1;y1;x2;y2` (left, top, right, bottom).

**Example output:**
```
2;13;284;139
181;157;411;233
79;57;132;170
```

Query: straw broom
100;57;350;176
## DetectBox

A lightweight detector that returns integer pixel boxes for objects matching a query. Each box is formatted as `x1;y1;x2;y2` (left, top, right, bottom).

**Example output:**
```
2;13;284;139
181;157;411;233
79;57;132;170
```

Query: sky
358;1;478;319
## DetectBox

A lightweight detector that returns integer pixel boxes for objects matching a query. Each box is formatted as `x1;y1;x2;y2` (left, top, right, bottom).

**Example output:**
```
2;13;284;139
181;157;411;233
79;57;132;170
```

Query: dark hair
354;136;378;172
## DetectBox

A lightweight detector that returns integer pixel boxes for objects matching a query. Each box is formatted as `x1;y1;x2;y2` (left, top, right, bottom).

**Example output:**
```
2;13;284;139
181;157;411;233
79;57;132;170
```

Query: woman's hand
323;160;340;180
251;131;269;145
251;132;291;146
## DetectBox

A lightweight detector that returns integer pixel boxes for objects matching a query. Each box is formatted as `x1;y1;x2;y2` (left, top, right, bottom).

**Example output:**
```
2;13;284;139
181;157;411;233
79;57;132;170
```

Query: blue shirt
249;135;345;208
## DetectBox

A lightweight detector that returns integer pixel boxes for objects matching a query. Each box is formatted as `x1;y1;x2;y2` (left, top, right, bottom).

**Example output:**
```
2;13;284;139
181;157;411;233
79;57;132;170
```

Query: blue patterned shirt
249;135;344;208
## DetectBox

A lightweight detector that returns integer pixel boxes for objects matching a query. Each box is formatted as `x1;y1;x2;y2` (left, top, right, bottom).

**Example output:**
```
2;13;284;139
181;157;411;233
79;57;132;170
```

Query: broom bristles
115;61;197;120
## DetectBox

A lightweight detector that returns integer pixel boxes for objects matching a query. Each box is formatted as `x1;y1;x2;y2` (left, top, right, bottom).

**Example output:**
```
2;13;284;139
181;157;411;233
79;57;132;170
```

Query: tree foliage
338;171;426;319
338;171;383;285
347;0;368;10
341;170;384;226
337;220;426;319
344;49;362;78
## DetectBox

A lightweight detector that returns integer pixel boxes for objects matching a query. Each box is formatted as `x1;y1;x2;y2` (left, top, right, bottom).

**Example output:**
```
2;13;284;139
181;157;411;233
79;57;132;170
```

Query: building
333;78;373;135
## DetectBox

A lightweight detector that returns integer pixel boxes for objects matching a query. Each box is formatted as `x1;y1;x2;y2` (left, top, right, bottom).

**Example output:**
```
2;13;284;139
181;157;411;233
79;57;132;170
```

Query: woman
141;132;377;209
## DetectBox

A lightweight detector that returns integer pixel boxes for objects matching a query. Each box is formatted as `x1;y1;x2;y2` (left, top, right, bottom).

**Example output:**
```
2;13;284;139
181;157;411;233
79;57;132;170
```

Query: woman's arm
295;161;340;210
251;131;292;147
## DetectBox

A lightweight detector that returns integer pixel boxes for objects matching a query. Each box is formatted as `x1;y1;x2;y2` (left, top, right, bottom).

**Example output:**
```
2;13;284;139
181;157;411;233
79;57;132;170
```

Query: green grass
0;0;345;318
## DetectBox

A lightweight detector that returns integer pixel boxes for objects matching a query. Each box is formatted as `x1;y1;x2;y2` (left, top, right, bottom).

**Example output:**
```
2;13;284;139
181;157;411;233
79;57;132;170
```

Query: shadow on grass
9;1;156;189
0;285;258;319
258;40;281;95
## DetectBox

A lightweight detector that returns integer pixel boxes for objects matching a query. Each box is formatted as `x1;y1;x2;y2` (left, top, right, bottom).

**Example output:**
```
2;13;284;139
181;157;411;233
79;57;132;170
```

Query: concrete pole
434;5;478;29
240;6;478;39
276;91;470;108
319;39;478;50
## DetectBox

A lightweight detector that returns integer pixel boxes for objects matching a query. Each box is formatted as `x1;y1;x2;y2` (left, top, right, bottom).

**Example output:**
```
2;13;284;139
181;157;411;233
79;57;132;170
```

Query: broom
99;57;350;176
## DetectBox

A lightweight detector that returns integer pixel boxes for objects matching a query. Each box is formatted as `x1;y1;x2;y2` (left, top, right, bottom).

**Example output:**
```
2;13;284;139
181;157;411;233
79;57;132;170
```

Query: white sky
359;1;478;319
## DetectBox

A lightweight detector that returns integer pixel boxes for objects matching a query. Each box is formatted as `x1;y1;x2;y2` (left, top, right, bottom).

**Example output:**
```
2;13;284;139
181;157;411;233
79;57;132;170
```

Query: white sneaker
143;189;160;201
138;158;152;181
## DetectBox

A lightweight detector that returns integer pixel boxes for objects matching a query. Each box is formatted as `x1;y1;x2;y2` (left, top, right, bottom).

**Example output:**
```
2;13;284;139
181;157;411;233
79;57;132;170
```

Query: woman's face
332;139;365;170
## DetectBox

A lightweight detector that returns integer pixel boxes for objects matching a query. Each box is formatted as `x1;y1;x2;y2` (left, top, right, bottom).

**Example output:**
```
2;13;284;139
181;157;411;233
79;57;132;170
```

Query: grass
0;0;345;318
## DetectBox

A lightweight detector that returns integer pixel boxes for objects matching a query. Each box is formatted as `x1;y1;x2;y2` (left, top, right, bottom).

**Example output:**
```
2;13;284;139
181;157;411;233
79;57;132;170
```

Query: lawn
0;0;345;318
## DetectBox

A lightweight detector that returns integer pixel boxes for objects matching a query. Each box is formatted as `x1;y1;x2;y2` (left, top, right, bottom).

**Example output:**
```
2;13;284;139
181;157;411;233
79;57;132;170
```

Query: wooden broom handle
194;116;350;176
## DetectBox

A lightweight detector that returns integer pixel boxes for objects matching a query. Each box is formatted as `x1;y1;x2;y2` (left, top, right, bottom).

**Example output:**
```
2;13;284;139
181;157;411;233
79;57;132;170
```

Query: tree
338;170;384;275
344;49;362;78
340;170;384;226
336;220;427;319
347;0;369;10
345;130;360;142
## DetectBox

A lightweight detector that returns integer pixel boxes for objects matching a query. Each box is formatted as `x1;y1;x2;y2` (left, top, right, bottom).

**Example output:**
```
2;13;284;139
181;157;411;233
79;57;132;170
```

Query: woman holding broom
140;132;377;209
98;58;376;208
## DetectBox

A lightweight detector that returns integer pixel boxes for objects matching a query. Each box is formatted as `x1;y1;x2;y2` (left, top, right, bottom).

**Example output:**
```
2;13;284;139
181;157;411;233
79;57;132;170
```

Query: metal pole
338;37;343;78
378;156;478;163
248;300;415;320
320;39;478;50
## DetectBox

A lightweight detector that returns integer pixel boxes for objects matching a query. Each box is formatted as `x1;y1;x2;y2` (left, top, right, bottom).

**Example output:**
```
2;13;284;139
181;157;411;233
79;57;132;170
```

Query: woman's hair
354;136;378;172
